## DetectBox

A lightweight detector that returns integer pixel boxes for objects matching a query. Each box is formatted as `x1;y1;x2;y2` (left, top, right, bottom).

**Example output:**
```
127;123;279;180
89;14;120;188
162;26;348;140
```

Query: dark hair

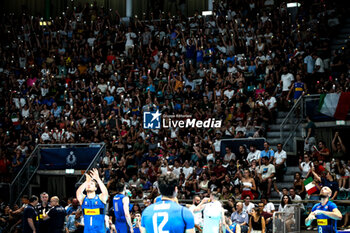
252;206;261;216
281;195;292;208
158;174;178;198
294;172;301;179
29;195;38;203
22;195;29;200
115;182;125;193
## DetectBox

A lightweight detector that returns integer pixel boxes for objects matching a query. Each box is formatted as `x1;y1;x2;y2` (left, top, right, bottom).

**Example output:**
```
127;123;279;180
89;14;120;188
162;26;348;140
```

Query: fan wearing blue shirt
141;174;195;233
259;142;275;166
305;186;342;233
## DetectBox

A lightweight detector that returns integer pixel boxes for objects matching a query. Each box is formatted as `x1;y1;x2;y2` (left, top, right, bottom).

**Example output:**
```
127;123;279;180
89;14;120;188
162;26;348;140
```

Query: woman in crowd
240;169;256;200
248;207;265;233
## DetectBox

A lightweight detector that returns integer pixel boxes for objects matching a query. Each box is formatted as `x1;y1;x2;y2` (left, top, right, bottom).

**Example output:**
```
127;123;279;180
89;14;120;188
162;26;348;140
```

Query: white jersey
203;201;222;233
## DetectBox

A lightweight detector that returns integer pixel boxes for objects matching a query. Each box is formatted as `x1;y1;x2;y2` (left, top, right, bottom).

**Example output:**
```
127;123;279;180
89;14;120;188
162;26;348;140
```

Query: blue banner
39;147;101;170
220;138;265;158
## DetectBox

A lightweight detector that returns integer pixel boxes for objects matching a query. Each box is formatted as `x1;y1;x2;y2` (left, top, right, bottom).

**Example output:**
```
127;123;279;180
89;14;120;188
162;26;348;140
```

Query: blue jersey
312;201;338;233
154;195;162;203
81;195;106;233
141;200;195;233
294;82;304;99
113;194;126;222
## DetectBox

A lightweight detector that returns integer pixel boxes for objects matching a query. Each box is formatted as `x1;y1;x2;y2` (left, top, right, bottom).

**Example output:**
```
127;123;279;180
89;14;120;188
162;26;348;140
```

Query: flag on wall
318;92;350;120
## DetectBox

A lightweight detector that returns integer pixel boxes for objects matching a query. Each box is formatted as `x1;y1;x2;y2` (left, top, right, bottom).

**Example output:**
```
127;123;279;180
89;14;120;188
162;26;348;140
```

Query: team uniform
22;204;39;233
36;203;51;233
113;193;131;233
141;199;195;233
312;201;339;233
81;195;106;233
202;201;223;233
154;195;162;203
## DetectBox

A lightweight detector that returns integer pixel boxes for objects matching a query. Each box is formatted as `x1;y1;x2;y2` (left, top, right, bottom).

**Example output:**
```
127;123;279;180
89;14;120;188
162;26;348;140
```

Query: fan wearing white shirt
246;145;260;165
223;147;236;165
273;143;287;181
125;27;137;56
182;160;194;180
224;85;235;100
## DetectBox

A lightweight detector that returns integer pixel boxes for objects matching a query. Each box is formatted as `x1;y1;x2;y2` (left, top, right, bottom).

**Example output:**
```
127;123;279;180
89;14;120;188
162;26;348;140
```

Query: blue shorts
115;221;129;233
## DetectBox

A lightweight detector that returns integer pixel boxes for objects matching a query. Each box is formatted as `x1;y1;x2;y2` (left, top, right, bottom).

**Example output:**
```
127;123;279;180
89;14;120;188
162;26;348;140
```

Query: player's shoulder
327;201;337;209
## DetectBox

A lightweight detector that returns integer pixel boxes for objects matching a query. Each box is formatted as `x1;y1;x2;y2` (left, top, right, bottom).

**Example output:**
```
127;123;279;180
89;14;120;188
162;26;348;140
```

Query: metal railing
9;145;41;206
9;143;106;206
75;143;106;188
280;96;304;152
273;204;301;233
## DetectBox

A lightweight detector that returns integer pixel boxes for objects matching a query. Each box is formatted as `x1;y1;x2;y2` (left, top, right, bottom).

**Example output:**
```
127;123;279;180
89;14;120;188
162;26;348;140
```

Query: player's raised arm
90;168;109;203
76;173;92;204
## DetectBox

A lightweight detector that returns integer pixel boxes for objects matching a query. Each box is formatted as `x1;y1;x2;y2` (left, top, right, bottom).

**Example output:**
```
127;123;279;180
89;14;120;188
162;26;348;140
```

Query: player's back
203;201;222;233
113;194;126;222
141;200;194;233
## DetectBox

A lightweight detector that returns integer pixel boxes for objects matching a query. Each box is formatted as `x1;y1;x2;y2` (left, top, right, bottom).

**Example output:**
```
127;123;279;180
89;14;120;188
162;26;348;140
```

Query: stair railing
280;96;304;151
75;143;106;188
9;145;41;206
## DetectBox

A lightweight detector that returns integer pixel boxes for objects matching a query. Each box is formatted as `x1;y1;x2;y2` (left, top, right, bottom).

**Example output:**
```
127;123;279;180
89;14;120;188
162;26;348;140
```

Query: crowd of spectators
0;0;350;231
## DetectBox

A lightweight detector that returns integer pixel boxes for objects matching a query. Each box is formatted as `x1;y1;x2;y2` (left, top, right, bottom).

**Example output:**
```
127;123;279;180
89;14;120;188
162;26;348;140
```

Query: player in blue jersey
141;173;195;233
76;168;109;233
154;195;162;203
112;182;134;233
305;186;342;233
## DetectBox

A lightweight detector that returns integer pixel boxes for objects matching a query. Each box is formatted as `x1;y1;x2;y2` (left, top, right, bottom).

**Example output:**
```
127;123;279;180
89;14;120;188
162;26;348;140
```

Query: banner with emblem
39;147;101;170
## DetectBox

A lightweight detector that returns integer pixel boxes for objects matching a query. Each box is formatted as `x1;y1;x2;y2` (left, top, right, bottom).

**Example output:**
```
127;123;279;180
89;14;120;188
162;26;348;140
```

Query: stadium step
277;111;288;118
269;124;293;131
331;39;348;45
266;131;302;139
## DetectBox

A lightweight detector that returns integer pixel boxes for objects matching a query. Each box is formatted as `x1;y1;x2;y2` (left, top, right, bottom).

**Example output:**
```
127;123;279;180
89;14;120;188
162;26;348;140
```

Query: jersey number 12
152;212;169;233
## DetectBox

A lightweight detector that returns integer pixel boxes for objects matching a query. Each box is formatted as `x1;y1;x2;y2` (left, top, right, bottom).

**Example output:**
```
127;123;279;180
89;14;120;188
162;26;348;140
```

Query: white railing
273;204;301;233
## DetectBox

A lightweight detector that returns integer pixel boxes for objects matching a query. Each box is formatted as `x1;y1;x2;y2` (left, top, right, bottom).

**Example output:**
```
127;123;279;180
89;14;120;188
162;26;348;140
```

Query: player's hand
130;228;134;233
313;210;323;216
85;173;92;183
90;168;100;181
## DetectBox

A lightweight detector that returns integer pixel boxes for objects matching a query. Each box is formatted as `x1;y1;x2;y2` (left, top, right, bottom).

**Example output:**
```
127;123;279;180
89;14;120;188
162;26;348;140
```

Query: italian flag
304;177;318;195
318;92;350;120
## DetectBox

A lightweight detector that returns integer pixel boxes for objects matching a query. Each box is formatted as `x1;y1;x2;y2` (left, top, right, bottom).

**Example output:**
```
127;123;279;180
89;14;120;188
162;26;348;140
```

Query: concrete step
331;44;345;51
340;28;350;34
331;39;348;45
268;138;281;145
266;131;302;138
269;124;294;131
285;166;300;175
276;117;302;124
335;34;350;39
277;111;289;118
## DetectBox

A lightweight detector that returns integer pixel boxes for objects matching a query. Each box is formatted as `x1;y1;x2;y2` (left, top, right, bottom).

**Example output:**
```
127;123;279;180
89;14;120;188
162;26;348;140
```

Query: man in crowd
22;195;39;233
231;202;249;233
42;196;66;233
273;143;287;181
36;192;51;233
258;157;276;197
